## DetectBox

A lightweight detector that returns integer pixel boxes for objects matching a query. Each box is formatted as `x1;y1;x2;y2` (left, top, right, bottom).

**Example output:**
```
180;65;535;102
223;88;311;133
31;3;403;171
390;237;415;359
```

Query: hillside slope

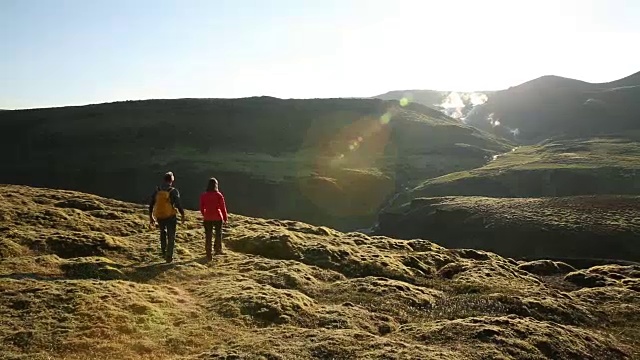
0;97;511;231
374;90;495;120
1;184;639;359
465;71;640;142
378;195;640;262
392;136;640;204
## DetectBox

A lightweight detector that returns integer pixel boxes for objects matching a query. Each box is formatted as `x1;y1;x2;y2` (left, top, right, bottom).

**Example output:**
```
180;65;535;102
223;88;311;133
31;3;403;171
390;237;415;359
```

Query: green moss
402;137;640;205
1;185;639;359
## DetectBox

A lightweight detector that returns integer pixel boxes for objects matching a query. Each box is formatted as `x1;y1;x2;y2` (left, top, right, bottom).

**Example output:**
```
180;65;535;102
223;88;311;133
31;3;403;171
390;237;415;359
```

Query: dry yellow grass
1;184;639;359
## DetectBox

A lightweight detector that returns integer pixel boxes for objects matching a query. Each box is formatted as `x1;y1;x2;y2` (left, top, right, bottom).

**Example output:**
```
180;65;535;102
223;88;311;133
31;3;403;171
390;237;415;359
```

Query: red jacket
199;191;228;222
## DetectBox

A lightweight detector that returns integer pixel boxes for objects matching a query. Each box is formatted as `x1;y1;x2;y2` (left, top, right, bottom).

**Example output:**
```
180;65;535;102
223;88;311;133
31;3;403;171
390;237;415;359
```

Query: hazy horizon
2;0;639;110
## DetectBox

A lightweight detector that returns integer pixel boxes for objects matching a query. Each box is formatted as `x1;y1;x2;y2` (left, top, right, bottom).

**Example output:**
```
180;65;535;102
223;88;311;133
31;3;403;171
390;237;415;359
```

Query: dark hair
163;171;174;183
206;177;219;192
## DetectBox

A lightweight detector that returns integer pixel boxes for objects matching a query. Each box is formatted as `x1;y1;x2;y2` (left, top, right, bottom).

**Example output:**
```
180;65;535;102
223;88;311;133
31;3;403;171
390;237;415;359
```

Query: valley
2;71;640;360
0;97;510;231
4;2;640;358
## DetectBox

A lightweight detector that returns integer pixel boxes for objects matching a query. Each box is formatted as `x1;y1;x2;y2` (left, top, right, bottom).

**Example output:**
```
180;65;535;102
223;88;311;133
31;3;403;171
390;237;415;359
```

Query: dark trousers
158;216;177;262
203;220;223;258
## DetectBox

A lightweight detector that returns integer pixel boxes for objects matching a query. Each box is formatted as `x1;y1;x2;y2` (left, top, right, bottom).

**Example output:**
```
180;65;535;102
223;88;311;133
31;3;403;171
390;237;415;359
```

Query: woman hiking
199;177;228;261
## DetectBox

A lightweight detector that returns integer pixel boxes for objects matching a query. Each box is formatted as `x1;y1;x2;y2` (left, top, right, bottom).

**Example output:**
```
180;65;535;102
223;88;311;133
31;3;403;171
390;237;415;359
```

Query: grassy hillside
378;195;640;262
378;136;640;256
390;136;640;205
465;71;640;142
1;185;639;359
0;97;511;231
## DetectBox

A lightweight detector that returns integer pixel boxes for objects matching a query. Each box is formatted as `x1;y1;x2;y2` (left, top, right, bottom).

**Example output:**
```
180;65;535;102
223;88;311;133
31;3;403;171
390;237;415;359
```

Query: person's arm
199;193;205;217
148;188;158;225
171;188;186;221
219;193;228;223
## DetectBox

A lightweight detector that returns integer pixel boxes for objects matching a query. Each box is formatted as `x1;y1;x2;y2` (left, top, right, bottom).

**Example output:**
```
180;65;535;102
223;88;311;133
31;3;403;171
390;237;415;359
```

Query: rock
565;272;610;288
329;277;444;311
517;260;576;276
54;199;105;211
0;238;25;258
59;257;125;280
197;278;317;326
452;249;492;261
400;316;629;360
226;230;303;261
565;265;640;289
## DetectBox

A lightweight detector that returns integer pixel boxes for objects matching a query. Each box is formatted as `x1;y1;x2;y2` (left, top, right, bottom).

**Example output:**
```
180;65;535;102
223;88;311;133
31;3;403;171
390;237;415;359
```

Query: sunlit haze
1;0;638;109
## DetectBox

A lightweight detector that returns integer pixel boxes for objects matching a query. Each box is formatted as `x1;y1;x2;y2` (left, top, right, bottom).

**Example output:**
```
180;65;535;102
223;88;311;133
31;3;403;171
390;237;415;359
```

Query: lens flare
380;113;391;125
296;111;396;217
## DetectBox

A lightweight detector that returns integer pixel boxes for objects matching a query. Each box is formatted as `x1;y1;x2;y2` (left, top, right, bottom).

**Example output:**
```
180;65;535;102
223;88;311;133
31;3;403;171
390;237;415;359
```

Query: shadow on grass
0;256;211;283
125;256;210;282
0;273;65;281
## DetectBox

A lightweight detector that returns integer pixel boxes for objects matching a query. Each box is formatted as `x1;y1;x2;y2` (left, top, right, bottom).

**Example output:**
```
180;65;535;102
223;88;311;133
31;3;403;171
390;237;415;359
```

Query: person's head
163;171;175;185
206;177;219;192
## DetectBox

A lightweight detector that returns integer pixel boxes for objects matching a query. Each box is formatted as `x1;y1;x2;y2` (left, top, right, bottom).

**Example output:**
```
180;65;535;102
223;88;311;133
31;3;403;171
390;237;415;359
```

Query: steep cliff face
378;196;640;263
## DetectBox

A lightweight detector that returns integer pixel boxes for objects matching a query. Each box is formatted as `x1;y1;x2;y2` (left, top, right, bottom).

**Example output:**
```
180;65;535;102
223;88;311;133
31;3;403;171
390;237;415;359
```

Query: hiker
199;177;228;260
149;171;186;263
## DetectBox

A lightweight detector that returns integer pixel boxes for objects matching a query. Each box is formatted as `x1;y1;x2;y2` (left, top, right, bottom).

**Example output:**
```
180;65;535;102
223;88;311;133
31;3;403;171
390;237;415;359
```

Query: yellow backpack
153;187;177;220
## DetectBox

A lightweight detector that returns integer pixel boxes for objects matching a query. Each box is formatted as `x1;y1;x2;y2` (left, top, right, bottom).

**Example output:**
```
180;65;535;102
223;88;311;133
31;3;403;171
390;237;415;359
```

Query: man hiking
149;171;186;263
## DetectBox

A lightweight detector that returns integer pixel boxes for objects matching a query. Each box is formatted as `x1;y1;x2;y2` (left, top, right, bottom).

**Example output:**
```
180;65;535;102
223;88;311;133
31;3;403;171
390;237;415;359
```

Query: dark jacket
149;183;185;218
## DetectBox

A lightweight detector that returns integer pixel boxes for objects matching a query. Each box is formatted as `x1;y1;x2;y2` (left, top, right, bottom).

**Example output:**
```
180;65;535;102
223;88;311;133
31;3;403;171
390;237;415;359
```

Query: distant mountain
375;89;447;108
375;71;640;144
465;71;640;143
374;89;496;120
600;70;640;88
374;73;640;244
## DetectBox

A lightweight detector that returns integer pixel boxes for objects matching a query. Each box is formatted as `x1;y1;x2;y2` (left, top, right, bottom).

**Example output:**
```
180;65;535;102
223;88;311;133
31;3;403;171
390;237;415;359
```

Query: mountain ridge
0;96;511;231
376;70;640;101
374;71;640;132
463;70;640;142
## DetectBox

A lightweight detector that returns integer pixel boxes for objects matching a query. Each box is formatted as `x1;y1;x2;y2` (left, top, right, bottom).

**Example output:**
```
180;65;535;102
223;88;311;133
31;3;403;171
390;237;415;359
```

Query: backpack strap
166;187;176;206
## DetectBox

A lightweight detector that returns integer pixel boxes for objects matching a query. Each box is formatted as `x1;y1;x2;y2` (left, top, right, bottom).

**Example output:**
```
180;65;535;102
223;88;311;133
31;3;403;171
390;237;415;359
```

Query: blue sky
1;0;639;109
